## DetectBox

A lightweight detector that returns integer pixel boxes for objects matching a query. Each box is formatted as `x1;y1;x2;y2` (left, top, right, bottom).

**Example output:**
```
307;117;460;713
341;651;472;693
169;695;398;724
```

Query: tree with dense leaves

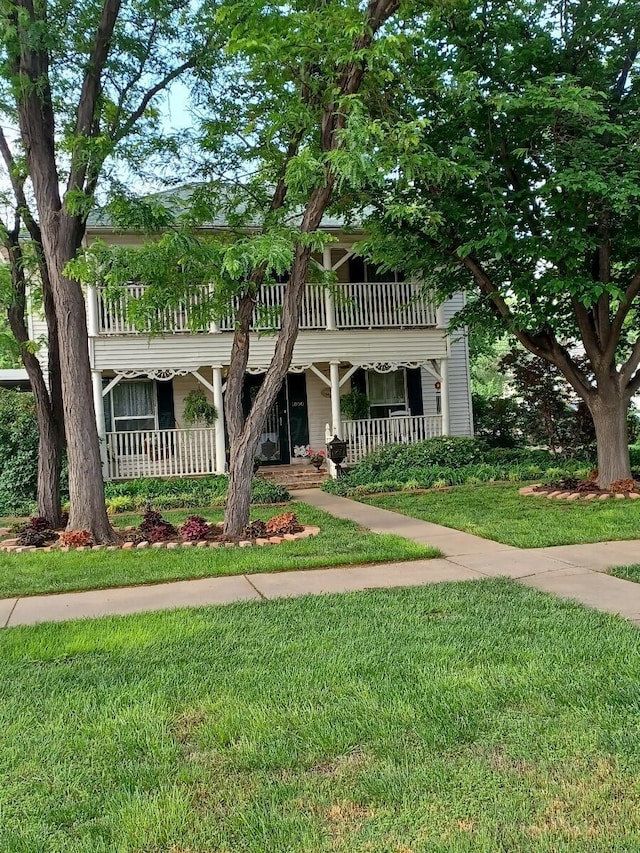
0;194;65;526
74;0;412;536
363;0;640;488
0;0;212;539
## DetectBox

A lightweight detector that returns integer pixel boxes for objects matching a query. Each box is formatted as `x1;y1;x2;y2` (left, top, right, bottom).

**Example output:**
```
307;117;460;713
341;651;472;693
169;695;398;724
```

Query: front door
244;375;290;464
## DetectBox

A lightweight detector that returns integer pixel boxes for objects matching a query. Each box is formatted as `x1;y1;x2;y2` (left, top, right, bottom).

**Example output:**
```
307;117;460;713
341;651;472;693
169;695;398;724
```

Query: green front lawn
0;504;437;599
609;565;640;583
361;484;640;548
3;581;640;851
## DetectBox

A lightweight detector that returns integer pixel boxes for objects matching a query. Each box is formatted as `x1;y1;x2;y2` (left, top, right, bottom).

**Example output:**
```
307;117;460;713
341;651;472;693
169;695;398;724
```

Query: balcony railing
105;427;217;480
342;415;443;464
94;281;437;335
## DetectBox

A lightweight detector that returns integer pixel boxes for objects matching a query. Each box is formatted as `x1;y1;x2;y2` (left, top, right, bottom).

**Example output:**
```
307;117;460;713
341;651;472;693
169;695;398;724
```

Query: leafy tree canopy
358;0;640;486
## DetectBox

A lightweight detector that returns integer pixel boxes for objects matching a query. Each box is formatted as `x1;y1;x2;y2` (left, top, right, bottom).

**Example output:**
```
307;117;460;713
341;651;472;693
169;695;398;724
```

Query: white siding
27;290;50;385
442;294;474;437
92;327;449;372
304;368;332;452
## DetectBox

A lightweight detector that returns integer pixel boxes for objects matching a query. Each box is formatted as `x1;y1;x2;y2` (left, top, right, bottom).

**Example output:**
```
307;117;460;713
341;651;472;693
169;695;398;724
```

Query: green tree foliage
0;390;39;516
362;0;640;488
73;0;411;534
0;0;213;540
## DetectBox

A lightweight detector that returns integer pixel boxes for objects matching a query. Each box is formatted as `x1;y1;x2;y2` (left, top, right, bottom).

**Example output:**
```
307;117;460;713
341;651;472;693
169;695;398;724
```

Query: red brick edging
0;525;321;554
519;485;640;501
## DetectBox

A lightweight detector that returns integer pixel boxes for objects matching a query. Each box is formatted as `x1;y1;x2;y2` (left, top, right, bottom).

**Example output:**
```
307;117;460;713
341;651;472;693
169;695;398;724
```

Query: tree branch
67;0;122;193
114;56;202;143
602;266;640;367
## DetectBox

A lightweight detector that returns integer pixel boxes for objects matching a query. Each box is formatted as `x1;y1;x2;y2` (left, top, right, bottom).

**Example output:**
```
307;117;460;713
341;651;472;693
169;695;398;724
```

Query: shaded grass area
3;580;640;851
0;504;437;599
609;565;640;583
362;484;640;548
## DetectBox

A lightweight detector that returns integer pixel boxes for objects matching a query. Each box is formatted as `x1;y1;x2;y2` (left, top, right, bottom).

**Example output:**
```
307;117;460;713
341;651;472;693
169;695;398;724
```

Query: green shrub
105;496;134;515
0;390;39;516
102;474;289;510
320;435;597;496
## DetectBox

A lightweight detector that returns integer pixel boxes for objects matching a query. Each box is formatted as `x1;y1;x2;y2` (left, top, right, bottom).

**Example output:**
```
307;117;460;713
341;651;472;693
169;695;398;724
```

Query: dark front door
244;375;290;464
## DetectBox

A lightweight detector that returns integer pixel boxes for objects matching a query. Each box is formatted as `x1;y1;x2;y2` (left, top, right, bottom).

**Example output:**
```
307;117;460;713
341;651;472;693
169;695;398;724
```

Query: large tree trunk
589;389;632;489
5;234;64;528
223;244;318;536
45;225;118;543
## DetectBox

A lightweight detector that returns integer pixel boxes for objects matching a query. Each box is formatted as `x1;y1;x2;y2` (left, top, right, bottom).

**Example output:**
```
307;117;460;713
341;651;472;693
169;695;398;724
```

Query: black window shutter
351;368;367;395
406;368;424;416
102;380;112;433
156;380;175;429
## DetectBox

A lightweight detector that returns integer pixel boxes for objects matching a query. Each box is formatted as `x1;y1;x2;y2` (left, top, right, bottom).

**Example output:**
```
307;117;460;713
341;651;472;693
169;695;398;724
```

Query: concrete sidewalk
2;489;640;627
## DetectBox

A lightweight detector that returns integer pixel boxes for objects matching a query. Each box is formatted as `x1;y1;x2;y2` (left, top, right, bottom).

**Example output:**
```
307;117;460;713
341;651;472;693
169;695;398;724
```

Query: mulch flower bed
520;476;640;501
0;510;320;553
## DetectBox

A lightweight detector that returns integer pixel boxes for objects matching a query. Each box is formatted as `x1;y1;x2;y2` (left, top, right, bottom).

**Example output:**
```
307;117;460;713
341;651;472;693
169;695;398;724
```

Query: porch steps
257;464;328;491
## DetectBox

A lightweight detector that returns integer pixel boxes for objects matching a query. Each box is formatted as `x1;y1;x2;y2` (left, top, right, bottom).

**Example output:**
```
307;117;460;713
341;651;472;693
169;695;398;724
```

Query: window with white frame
111;381;156;432
366;370;408;418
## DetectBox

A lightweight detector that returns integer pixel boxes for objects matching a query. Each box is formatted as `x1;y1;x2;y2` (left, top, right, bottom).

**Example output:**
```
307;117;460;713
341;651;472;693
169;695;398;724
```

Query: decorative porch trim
357;361;428;374
113;368;197;381
246;363;313;376
101;373;124;398
308;364;331;386
339;364;360;388
190;370;216;396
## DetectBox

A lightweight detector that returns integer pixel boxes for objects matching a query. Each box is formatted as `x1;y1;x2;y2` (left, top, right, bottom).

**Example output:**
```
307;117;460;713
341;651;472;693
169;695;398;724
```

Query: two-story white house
30;207;474;481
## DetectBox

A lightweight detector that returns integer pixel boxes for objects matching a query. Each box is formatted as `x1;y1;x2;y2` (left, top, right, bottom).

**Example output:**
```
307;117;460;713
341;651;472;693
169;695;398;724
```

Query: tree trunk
18;348;63;527
45;226;118;543
223;246;315;536
224;429;260;537
589;391;632;489
5;234;64;528
36;387;62;527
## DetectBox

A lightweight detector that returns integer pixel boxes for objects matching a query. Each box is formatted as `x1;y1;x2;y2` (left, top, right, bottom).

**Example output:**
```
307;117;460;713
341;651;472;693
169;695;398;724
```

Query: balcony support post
329;361;342;437
87;284;99;336
212;364;226;474
92;368;109;480
440;357;450;436
323;247;336;330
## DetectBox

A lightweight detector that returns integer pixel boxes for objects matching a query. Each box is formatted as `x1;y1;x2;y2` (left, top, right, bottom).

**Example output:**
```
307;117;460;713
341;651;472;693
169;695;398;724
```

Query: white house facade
31;221;474;480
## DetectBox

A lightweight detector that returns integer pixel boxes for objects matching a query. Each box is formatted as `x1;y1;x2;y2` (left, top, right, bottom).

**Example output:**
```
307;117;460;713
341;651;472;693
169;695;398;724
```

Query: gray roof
86;184;362;232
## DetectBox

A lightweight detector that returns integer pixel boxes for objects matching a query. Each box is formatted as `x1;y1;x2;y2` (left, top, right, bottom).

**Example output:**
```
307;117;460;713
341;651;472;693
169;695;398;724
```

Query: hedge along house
30;204;474;481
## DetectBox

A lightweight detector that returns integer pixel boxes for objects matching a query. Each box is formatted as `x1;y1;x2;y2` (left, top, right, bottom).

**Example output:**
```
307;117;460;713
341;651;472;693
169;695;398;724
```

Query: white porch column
92;369;109;479
86;284;99;336
323;247;336;330
329;361;342;437
440;358;450;436
212;365;226;474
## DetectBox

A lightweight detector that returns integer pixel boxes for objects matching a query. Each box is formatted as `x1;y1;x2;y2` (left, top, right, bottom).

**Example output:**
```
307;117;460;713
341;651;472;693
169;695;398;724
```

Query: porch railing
342;415;443;464
94;281;436;335
105;427;217;480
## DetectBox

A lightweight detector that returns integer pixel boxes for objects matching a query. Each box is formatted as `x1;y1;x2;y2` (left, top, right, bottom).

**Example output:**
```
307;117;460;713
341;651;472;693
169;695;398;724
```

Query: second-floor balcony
93;280;438;336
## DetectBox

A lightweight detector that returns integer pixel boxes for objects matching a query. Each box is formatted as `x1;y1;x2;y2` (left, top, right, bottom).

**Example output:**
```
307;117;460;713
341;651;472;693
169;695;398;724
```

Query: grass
361;484;640;548
2;580;640;851
609;565;640;583
0;503;437;599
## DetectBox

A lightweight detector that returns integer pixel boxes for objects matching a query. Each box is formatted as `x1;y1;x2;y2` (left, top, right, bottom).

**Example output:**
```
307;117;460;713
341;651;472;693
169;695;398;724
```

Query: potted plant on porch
306;448;326;470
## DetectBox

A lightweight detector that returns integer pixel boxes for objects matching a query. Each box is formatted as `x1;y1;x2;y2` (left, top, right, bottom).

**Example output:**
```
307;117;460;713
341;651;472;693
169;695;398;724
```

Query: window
111;381;156;432
348;257;406;283
367;370;407;418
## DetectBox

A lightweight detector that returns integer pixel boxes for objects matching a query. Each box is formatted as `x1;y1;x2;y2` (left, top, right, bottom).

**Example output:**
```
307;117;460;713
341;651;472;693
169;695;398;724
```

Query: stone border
519;485;640;501
0;525;321;554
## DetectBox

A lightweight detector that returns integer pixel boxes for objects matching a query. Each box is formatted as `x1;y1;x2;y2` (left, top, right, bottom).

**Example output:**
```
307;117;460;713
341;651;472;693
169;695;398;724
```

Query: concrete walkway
2;489;640;628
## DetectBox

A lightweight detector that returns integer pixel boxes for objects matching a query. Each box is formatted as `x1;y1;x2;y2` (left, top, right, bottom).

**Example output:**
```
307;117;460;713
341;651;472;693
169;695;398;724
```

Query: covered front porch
91;358;450;481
